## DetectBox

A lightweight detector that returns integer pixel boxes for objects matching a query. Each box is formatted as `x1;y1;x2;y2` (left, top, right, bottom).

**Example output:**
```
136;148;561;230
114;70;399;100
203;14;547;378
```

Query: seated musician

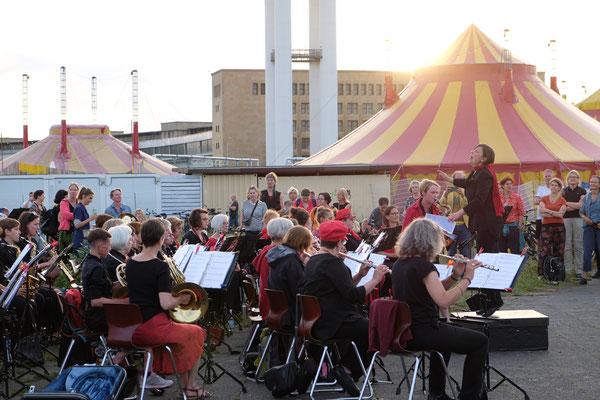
104;225;133;283
402;179;440;232
207;214;229;250
334;209;361;252
303;221;389;396
128;219;209;399
81;229;127;334
311;207;334;239
159;219;176;257
266;226;311;330
182;208;210;245
0;218;44;319
392;218;488;400
253;218;294;320
260;210;279;239
166;216;184;254
17;212;62;333
127;221;142;256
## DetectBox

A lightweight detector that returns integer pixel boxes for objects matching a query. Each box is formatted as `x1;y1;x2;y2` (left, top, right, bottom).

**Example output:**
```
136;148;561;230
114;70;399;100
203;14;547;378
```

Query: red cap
335;208;356;220
319;221;349;241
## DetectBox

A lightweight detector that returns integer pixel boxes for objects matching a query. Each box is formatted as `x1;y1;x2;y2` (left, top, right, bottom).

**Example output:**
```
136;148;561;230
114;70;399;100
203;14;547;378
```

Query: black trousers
408;322;488;400
475;226;503;308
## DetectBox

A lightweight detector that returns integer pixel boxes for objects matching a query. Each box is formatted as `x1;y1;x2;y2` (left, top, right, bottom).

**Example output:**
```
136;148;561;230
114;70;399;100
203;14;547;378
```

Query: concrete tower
265;0;292;165
309;0;337;155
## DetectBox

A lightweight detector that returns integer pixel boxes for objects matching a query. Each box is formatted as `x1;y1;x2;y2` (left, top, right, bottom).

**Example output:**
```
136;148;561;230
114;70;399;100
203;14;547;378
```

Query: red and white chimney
22;74;29;149
131;70;140;158
59;66;71;159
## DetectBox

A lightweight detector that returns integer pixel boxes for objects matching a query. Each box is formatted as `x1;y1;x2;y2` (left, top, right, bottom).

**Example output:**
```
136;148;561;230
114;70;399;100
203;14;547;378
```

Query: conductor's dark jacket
303;253;366;340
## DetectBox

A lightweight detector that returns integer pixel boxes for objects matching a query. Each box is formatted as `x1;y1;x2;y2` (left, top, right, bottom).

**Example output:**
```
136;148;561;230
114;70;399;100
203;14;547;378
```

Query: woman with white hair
252;218;294;320
104;225;133;283
206;214;228;250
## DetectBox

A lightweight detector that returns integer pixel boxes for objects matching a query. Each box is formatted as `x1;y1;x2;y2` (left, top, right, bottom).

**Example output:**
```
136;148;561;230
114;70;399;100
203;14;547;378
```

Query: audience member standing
73;187;98;250
105;188;133;218
498;176;525;255
404;180;421;212
283;187;299;215
562;170;586;277
368;197;389;230
538;178;567;279
58;182;79;250
534;169;554;239
403;180;440;232
22;192;34;209
294;188;317;213
29;190;47;215
260;172;284;212
333;188;351;212
579;175;600;284
228;194;239;230
440;172;471;257
240;186;267;236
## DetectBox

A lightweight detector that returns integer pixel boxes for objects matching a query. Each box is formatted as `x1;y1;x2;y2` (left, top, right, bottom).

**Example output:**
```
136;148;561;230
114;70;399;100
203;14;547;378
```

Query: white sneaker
141;372;173;389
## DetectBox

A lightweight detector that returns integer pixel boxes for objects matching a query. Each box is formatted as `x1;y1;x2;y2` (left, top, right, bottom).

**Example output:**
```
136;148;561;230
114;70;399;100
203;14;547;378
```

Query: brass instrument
22;238;41;297
438;203;452;217
118;213;137;224
160;251;208;324
114;252;209;323
38;233;79;288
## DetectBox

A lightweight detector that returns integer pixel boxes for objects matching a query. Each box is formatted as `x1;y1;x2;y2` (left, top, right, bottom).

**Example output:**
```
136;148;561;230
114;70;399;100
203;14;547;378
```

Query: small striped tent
577;88;600;121
298;24;600;182
1;125;176;175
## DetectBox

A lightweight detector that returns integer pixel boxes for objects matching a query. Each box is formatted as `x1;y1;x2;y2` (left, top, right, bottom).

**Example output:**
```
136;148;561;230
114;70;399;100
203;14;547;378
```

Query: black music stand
373;226;402;252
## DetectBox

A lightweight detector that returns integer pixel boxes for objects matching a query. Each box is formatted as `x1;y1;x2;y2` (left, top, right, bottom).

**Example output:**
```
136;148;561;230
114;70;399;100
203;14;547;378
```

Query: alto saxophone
37;232;78;288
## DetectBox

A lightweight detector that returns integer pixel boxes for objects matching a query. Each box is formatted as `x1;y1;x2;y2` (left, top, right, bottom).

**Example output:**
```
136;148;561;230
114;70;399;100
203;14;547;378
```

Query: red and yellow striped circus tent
1;125;176;175
298;24;600;183
577;88;600;121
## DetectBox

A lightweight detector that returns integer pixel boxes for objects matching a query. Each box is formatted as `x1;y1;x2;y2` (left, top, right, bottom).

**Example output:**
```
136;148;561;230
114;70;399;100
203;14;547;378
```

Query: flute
436;254;500;271
339;253;377;268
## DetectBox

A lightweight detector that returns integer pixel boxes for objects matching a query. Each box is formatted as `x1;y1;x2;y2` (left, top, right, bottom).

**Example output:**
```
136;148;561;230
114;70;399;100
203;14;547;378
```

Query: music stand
373;226;402;252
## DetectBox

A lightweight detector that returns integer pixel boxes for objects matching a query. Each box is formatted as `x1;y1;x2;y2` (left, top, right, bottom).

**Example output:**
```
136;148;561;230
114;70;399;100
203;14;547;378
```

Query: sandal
178;388;212;399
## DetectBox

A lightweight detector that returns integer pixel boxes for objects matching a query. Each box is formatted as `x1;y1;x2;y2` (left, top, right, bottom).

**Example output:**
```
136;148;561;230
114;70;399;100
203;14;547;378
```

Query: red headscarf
473;165;504;217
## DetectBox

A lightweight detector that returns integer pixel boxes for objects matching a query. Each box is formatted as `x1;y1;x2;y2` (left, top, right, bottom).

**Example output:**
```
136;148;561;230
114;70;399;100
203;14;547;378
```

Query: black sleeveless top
260;189;282;211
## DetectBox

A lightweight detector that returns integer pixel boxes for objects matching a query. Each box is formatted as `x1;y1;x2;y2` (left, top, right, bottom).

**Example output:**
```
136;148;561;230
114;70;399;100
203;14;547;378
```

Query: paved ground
9;278;600;399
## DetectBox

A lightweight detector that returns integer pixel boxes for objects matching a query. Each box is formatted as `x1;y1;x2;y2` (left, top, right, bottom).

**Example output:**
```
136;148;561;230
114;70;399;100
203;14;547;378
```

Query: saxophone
21;238;41;298
37;232;78;288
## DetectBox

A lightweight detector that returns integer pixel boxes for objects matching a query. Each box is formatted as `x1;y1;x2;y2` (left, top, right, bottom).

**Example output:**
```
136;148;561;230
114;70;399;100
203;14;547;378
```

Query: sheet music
4;244;32;278
435;263;453;280
469;252;525;290
201;252;237;288
344;252;387;287
184;251;212;285
173;245;194;269
425;213;456;238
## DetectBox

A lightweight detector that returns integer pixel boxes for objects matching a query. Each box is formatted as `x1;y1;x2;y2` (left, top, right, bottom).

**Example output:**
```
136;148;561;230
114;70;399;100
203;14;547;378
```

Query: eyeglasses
389;212;400;216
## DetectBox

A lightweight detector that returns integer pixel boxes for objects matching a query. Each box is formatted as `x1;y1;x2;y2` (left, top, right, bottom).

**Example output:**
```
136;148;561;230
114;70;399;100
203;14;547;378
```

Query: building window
215;105;219;112
307;84;309;95
337;103;342;114
368;84;374;96
293;138;297;149
301;103;309;114
338;120;343;132
376;84;382;96
215;141;220;149
293;120;296;132
213;84;221;98
301;138;309;149
215;125;220;133
252;83;258;95
353;84;358;96
292;83;297;95
260;83;265;95
362;103;373;114
301;120;310;132
346;84;351;95
361;84;366;96
299;83;305;95
377;103;383;111
292;103;296;114
348;120;359;132
338;84;343;95
347;103;358;114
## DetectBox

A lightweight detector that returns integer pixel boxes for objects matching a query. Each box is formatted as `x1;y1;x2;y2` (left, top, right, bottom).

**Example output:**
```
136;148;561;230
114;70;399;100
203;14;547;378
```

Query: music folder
173;245;238;289
435;252;527;291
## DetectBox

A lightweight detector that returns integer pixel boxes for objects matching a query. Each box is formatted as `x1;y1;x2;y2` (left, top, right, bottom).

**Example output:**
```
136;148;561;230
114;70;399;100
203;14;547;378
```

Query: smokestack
91;76;97;123
548;40;560;95
22;74;29;149
59;66;71;158
131;70;140;158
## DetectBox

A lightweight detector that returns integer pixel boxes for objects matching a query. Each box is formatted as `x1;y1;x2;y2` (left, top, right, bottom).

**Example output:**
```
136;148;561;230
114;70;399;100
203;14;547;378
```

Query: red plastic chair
298;294;374;400
101;303;186;400
363;299;458;400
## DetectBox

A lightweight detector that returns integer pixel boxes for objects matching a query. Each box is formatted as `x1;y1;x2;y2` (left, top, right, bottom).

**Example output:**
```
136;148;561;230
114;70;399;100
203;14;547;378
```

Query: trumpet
436;254;500;271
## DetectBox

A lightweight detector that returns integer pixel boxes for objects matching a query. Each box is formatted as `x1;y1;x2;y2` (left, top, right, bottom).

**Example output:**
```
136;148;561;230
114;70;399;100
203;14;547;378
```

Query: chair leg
349;341;373;400
408;355;421;400
309;345;328;400
432;351;458;399
139;350;153;400
59;338;76;375
359;351;379;400
284;336;296;363
254;330;274;381
164;345;186;400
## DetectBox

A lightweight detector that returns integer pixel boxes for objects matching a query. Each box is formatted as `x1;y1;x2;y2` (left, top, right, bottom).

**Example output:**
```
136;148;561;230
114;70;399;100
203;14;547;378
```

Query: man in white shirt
534;169;554;239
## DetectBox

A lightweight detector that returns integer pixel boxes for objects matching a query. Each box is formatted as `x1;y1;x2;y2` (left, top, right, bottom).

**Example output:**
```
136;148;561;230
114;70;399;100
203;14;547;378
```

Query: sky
1;0;600;140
